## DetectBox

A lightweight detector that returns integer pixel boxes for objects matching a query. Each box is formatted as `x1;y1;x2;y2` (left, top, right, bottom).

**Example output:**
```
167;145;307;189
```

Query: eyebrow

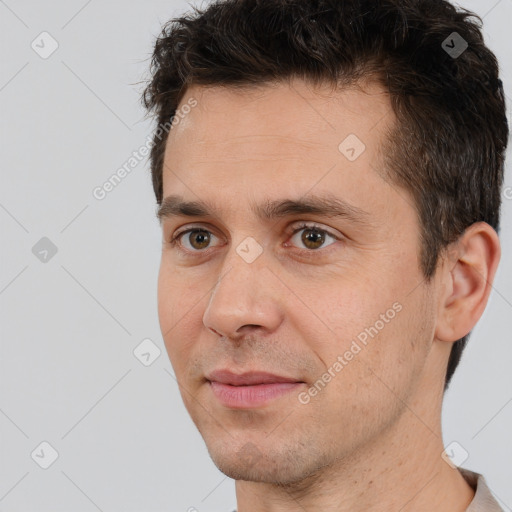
157;193;376;228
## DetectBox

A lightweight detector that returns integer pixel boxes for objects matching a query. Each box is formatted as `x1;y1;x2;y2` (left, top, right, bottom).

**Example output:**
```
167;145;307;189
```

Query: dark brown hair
142;0;508;391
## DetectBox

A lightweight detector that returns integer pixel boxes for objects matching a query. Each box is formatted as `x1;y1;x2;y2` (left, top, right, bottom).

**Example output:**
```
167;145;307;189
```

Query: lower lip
209;381;304;408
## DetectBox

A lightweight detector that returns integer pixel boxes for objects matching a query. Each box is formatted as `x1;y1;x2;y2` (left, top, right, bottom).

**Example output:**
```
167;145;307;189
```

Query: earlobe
434;222;501;343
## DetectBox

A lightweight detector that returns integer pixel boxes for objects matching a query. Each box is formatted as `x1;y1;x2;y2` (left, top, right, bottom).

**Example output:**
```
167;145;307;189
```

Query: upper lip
207;369;303;386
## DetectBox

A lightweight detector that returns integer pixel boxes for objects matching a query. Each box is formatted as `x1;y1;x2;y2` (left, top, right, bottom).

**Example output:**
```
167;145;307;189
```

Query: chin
206;440;320;485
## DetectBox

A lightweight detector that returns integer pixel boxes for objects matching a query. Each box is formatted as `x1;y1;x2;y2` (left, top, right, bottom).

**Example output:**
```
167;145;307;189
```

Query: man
142;0;508;510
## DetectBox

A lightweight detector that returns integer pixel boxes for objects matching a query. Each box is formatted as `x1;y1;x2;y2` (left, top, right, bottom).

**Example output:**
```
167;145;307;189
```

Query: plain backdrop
0;0;511;510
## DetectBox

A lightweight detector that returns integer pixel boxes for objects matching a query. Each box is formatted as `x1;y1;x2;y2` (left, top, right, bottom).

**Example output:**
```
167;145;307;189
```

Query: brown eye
289;224;338;251
171;228;219;252
301;227;326;249
187;230;211;250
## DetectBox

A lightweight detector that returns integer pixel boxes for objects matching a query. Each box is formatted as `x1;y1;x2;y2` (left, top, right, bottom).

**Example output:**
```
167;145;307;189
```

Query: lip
206;369;303;386
206;370;305;409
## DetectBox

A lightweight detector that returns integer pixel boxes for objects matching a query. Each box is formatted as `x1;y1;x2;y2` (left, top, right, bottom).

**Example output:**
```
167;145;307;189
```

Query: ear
435;222;501;343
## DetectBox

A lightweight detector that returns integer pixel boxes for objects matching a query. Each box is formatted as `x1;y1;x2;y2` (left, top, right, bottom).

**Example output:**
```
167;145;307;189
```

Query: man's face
157;78;439;484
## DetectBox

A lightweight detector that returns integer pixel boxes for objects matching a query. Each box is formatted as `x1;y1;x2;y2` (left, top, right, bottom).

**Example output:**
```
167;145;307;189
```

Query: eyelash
168;222;342;256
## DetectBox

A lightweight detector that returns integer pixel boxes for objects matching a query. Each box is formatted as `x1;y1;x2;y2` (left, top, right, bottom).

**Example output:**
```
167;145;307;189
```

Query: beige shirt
230;468;503;512
460;468;504;511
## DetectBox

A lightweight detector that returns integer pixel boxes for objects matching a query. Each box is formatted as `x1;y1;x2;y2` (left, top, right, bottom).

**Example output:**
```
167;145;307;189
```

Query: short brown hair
142;0;509;391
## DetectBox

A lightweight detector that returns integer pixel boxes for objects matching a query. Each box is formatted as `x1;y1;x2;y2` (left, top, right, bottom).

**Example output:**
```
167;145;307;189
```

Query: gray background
0;0;511;510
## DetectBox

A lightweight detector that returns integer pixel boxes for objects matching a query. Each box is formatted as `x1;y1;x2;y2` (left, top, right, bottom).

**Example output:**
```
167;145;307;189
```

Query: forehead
161;78;401;222
167;78;392;155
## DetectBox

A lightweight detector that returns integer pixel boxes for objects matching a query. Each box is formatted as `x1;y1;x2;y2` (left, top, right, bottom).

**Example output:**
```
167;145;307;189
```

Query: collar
458;467;504;511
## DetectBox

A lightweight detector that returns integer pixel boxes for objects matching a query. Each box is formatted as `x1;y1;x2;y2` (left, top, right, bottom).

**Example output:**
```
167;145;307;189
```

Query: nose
202;243;283;340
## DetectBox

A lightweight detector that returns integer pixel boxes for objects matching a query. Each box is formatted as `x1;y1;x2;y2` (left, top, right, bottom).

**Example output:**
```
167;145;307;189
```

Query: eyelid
287;220;341;239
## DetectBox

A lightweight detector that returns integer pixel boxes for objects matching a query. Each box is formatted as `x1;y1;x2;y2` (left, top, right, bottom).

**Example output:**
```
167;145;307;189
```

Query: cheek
157;265;203;364
296;274;399;354
157;267;178;336
157;260;205;326
300;273;431;398
340;292;432;403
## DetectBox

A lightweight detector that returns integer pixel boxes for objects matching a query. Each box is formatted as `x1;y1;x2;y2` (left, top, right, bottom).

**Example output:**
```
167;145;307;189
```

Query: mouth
206;369;306;408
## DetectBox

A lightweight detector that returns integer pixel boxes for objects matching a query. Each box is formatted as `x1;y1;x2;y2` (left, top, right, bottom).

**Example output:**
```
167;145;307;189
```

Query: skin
157;77;501;511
